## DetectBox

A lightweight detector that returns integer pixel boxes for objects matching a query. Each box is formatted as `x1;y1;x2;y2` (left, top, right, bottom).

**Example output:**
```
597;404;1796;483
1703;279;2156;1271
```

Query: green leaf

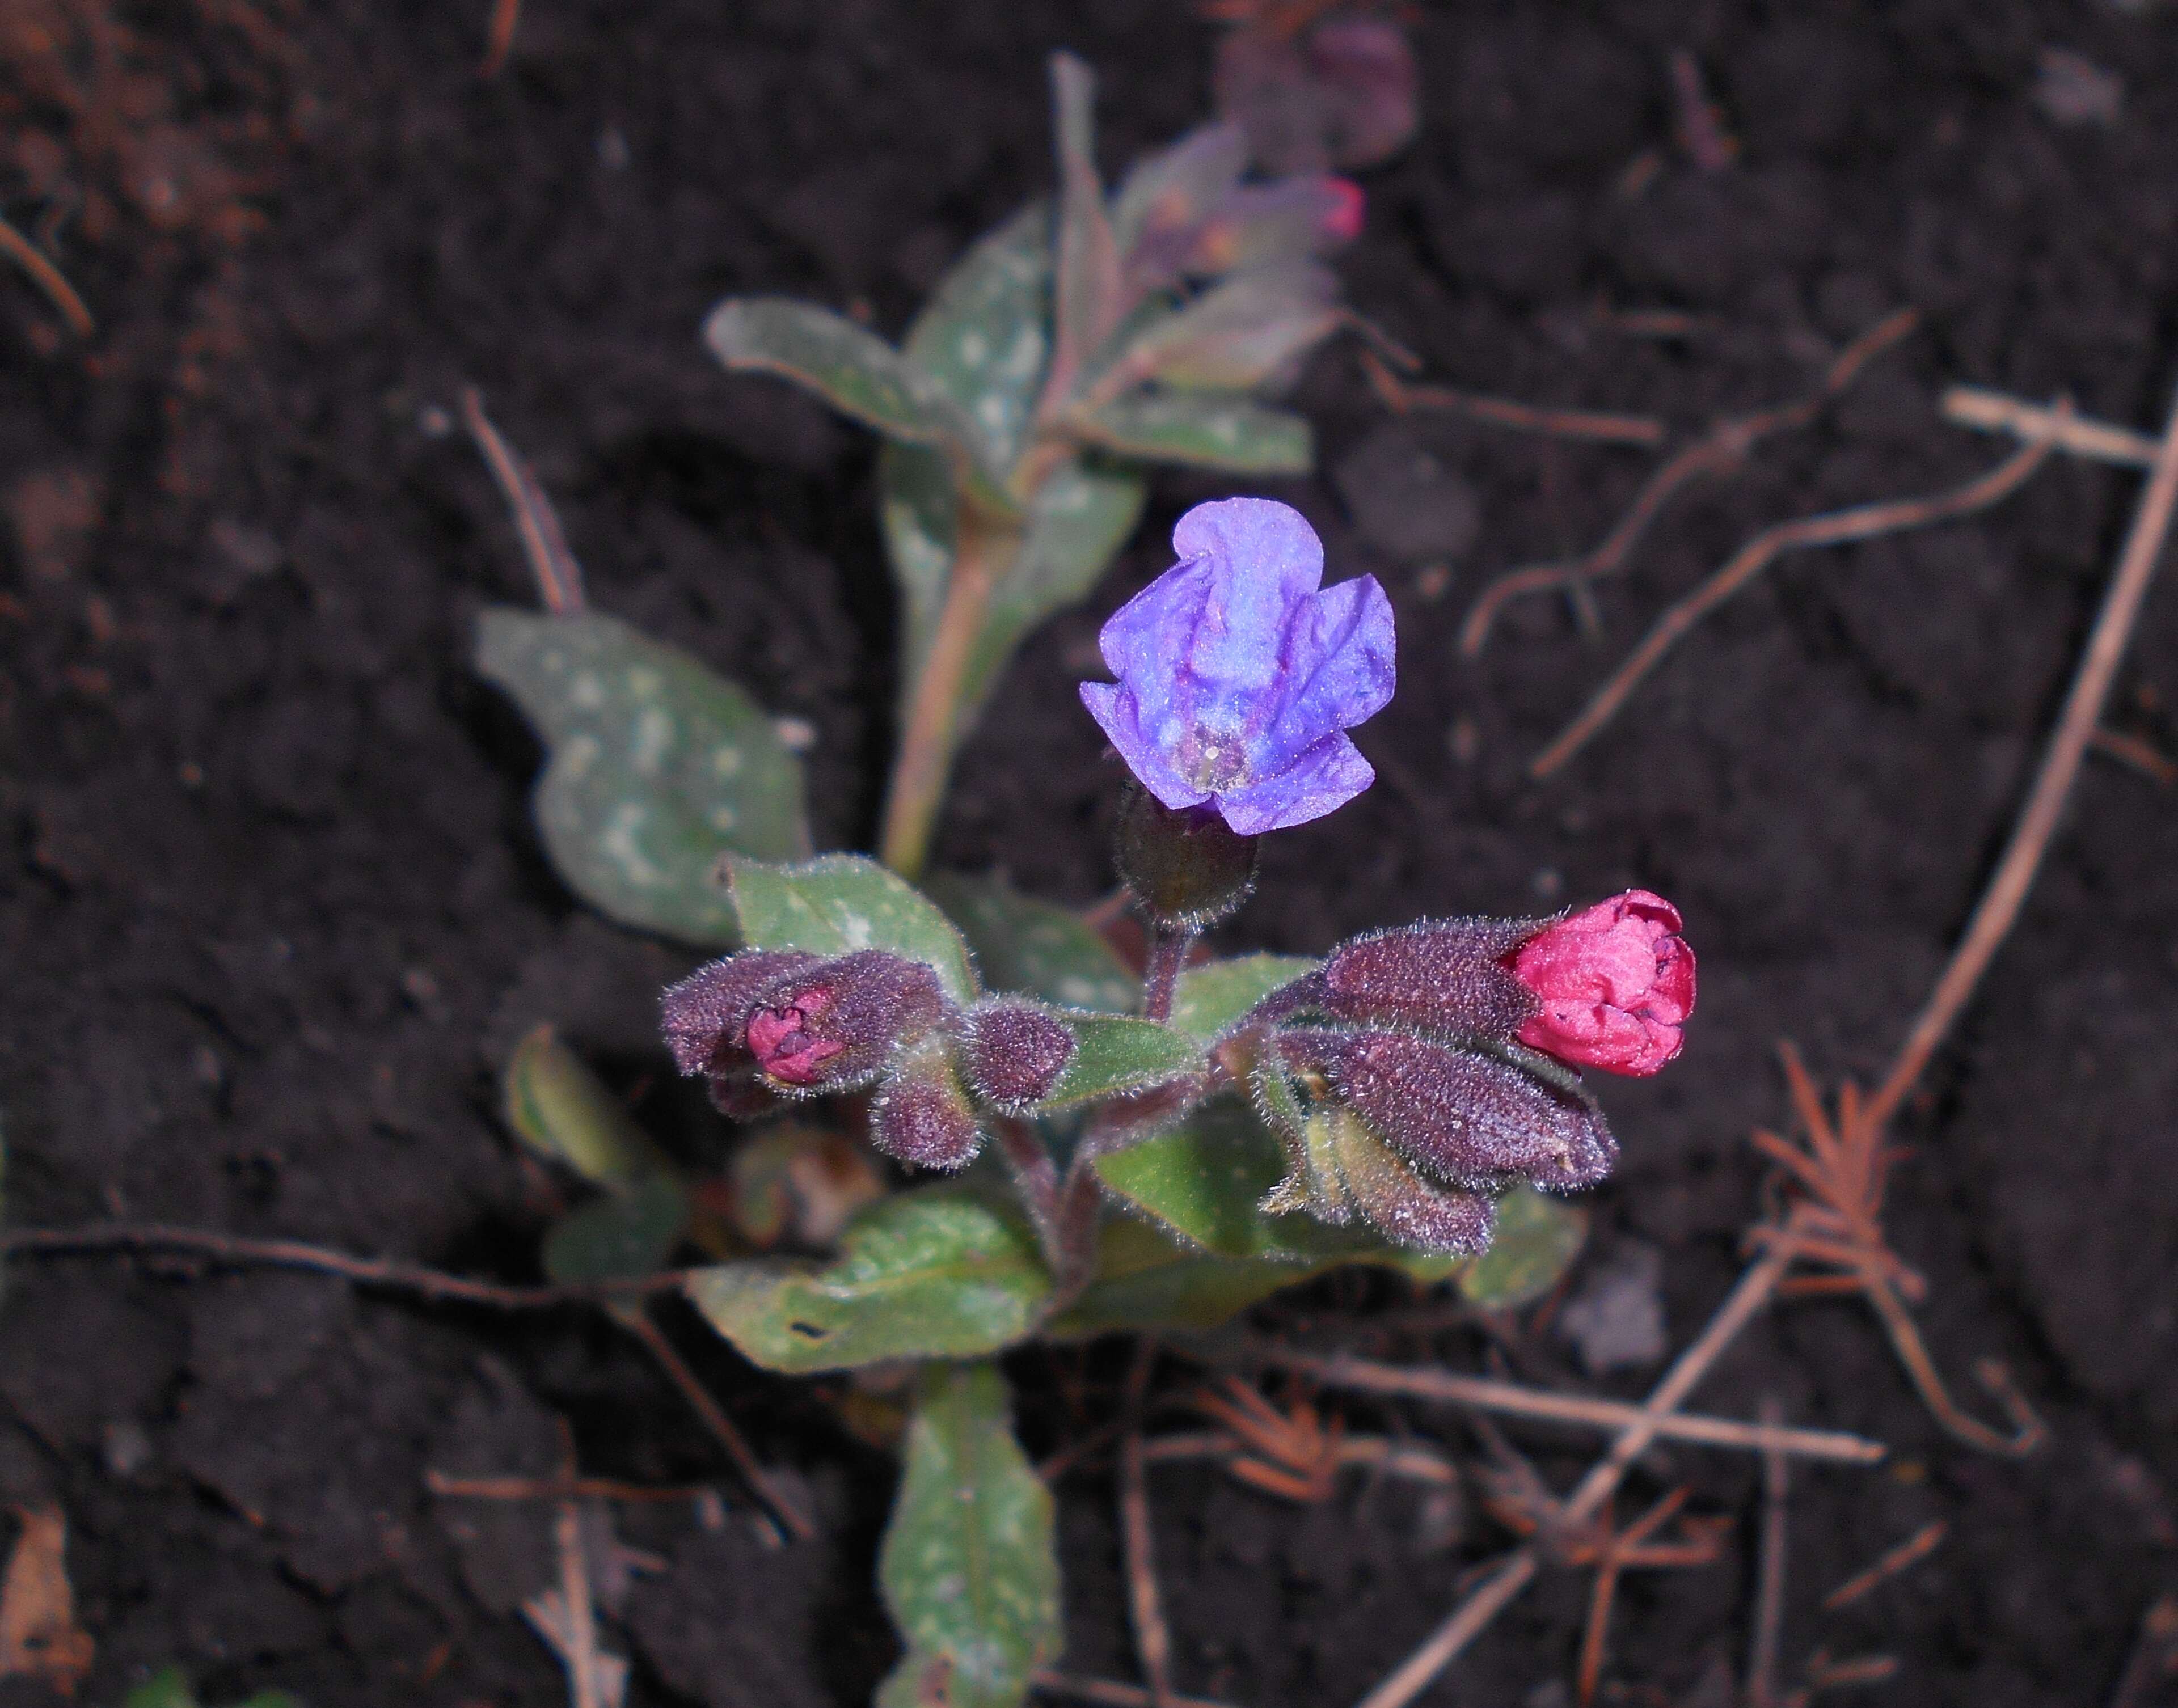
126;1667;303;1708
1050;1216;1328;1337
925;872;1138;1012
1074;392;1311;473
1092;1100;1460;1286
1167;953;1316;1043
1045;53;1124;409
877;1362;1061;1708
962;458;1146;722
1035;1014;1205;1111
704;298;964;450
683;1187;1050;1372
503;1024;670;1189
901;204;1053;478
475;609;810;945
724;853;978;1007
1116;261;1341;391
1109;123;1248;259
1459;1185;1587;1310
542;1172;691;1285
878;439;957;699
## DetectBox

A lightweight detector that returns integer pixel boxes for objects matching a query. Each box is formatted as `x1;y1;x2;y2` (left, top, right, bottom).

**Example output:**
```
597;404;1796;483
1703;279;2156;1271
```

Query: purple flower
1078;497;1394;834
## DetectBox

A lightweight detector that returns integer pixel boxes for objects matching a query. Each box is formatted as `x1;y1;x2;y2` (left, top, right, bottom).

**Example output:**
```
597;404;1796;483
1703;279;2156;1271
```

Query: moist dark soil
4;2;2177;1704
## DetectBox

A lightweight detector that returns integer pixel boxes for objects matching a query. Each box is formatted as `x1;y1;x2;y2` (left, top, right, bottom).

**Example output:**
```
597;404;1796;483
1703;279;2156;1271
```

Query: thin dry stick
2089;726;2177;786
461;386;588;614
552;1422;603;1708
1461;308;1921;657
1530;438;2050;780
1745;1398;1789;1708
1120;1342;1176;1708
2106;1595;2178;1708
1032;1669;1243;1708
1255;1348;1884;1465
427;1470;717;1504
1354;1246;1795;1708
611;1305;815;1543
1943;386;2160;468
480;0;522;76
1820;1520;1945;1612
0;212;94;337
1863;374;2178;1132
1362;349;1666;447
1141;1431;1459;1486
0;1220;689;1309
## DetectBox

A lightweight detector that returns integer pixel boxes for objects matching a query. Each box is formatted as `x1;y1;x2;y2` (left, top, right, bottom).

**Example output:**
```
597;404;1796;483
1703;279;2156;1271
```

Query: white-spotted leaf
476;609;809;945
1167;953;1318;1043
876;1361;1061;1708
925;871;1138;1013
683;1187;1050;1372
1074;391;1311;472
1033;1014;1204;1111
723;853;978;1007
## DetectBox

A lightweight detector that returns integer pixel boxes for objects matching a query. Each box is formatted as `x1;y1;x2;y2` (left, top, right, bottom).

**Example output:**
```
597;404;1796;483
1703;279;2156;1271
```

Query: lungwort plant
474;52;1698;1708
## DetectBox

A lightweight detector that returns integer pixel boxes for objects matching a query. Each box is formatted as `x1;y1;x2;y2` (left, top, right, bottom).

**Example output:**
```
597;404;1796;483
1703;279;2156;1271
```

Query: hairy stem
879;510;1020;878
994;1117;1065;1271
1141;924;1195;1022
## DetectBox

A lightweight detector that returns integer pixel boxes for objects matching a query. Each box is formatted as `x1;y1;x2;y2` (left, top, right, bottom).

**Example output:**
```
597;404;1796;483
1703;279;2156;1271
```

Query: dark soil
4;2;2177;1704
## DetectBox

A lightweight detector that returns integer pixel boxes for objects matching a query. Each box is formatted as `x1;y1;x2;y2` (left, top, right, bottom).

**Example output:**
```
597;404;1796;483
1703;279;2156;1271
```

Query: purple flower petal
1080;496;1394;834
1256;570;1395;768
1212;731;1374;834
1078;680;1209;812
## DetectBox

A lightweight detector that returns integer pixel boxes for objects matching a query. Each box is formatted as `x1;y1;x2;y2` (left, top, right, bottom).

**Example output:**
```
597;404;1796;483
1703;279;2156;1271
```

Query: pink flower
745;987;847;1086
1505;890;1695;1076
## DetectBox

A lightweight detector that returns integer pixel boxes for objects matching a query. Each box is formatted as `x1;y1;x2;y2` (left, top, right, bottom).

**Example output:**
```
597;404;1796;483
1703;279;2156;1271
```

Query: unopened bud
1294;1028;1615;1193
1316;1106;1497;1254
1319;916;1538;1042
1115;783;1259;931
960;1000;1078;1112
869;1041;985;1172
661;949;821;1075
742;949;947;1095
1505;890;1695;1077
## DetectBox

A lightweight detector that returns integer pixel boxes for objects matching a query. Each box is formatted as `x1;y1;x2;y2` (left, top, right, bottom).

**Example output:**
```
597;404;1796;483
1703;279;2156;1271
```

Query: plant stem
879;509;1018;878
1141;924;1194;1022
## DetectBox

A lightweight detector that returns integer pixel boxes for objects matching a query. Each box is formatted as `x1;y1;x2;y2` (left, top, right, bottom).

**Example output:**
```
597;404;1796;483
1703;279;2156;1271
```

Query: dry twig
1746;1398;1789;1708
1356;1245;1795;1708
1121;1342;1176;1708
2107;1595;2178;1708
1460;310;1921;658
1252;1348;1884;1465
1529;436;2050;779
1943;386;2160;469
1033;1669;1243;1708
461;385;588;614
1183;1376;1347;1502
1819;1520;1945;1612
0;213;94;339
0;1220;686;1308
2090;726;2177;786
1864;373;2178;1132
1140;1431;1459;1487
1747;1046;2044;1457
481;0;522;77
1480;1478;1730;1708
1362;349;1666;447
427;1470;719;1504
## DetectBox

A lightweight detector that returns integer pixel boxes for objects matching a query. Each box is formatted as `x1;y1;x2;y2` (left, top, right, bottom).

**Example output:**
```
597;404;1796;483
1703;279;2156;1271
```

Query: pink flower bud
660;949;821;1076
960;1000;1078;1112
746;988;847;1086
870;1053;985;1172
1505;891;1695;1076
1319;916;1539;1042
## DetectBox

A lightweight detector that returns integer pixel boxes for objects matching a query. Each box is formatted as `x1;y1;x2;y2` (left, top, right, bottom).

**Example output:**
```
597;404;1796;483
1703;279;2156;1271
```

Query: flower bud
869;1041;985;1172
1114;783;1259;930
960;1000;1078;1113
1320;1107;1497;1255
1505;890;1695;1077
742;949;947;1096
1319;916;1539;1042
1292;1028;1615;1192
660;949;822;1076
